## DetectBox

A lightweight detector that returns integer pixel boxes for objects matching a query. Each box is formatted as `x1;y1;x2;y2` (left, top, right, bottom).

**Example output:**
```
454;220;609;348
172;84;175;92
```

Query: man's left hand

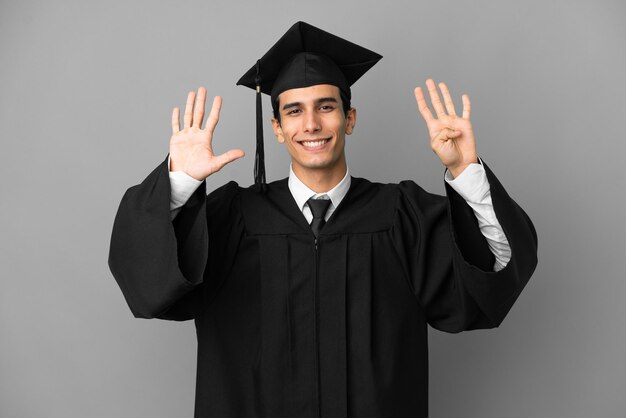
414;79;478;178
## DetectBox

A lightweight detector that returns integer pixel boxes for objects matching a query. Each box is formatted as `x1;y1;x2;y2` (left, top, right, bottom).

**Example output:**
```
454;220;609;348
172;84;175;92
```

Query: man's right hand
169;86;245;181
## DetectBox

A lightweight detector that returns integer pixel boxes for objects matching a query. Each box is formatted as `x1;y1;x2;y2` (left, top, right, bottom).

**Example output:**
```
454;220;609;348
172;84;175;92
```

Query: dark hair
272;89;351;124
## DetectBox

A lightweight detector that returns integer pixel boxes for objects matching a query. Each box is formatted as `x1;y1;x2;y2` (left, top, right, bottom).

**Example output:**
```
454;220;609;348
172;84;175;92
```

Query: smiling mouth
298;137;331;149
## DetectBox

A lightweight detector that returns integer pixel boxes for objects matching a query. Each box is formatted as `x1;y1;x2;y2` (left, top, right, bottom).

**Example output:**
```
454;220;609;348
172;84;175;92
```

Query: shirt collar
288;164;352;212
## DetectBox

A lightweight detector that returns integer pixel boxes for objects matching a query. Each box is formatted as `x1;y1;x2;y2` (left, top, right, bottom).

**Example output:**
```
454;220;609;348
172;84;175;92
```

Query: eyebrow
281;97;339;111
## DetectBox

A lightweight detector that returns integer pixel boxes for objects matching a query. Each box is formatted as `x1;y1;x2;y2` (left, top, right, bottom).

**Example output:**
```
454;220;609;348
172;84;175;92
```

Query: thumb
211;149;245;172
435;127;461;142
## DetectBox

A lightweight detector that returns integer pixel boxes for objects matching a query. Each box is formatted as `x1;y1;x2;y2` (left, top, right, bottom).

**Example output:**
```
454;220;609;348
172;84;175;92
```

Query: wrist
448;164;469;179
447;157;478;179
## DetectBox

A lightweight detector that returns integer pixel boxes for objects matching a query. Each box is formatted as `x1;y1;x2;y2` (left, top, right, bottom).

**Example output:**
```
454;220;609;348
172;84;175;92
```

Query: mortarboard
236;21;382;191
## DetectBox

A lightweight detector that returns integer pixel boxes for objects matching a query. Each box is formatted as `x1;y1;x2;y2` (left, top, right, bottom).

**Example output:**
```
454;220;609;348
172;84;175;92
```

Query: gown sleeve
107;153;240;321
393;158;538;333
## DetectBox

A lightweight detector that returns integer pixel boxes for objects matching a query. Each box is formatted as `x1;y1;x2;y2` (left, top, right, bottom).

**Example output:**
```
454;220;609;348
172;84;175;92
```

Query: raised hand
169;87;245;181
414;79;478;178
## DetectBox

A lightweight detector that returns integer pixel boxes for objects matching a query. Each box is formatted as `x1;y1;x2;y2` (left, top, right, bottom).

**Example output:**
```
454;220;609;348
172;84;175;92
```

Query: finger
426;79;447;118
414;87;435;123
192;87;206;129
438;82;457;117
462;94;471;120
205;96;222;134
211;149;245;172
183;91;196;128
171;107;180;134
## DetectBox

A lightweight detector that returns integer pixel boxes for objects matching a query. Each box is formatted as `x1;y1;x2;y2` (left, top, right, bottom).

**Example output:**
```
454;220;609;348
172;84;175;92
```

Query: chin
299;158;334;170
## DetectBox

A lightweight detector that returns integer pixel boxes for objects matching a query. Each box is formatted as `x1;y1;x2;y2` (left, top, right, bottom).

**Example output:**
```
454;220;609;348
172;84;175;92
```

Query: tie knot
307;197;331;220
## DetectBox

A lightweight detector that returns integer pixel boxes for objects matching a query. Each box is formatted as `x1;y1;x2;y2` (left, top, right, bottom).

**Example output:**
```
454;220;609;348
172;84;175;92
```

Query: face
271;84;356;179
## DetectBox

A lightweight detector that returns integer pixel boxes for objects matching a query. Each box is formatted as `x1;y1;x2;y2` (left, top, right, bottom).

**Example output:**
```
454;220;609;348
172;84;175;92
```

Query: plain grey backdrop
1;0;624;416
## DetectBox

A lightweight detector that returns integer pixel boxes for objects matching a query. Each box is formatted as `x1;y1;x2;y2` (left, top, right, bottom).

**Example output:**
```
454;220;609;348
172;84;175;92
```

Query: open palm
414;79;477;177
169;87;244;181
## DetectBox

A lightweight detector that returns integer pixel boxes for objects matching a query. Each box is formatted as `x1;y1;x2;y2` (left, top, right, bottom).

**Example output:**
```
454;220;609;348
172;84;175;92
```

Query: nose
303;110;321;133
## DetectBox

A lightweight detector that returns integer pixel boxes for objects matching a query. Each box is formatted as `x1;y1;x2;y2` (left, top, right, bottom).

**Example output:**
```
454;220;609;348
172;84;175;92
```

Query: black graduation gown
108;154;537;418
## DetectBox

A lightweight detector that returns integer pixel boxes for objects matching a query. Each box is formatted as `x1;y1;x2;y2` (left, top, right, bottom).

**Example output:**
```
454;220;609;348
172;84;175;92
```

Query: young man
108;21;537;418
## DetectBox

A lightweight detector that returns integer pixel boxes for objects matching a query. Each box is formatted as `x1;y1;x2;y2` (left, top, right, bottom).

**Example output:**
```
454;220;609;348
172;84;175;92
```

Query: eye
286;108;301;115
320;105;335;111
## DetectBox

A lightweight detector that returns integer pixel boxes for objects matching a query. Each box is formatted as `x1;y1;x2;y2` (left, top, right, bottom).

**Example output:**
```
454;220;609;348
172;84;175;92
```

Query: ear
345;107;357;135
271;117;285;144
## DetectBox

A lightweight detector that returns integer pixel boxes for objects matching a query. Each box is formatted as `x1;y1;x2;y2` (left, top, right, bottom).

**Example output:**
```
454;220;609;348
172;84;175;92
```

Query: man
108;21;537;418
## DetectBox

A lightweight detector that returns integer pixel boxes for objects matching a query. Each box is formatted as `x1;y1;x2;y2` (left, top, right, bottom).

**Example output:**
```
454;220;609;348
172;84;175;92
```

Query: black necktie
307;197;331;238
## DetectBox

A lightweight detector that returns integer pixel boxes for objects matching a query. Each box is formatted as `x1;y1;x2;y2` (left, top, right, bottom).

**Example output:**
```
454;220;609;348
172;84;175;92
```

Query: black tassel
254;60;267;193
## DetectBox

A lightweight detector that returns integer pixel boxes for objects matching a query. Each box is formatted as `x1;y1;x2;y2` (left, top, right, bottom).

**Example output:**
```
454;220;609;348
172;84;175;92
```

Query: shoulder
352;177;447;226
396;179;447;210
348;176;397;197
350;176;444;208
207;180;240;202
205;180;244;219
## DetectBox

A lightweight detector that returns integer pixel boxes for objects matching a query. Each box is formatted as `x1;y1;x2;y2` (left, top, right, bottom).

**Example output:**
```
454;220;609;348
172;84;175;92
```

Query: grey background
1;0;624;416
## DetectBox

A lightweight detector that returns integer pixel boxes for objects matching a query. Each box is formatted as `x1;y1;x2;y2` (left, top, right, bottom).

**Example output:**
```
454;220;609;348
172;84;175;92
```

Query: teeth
301;139;328;147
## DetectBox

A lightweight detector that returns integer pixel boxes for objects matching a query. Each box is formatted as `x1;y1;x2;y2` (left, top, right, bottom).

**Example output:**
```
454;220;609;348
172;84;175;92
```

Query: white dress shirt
287;164;351;224
166;155;511;271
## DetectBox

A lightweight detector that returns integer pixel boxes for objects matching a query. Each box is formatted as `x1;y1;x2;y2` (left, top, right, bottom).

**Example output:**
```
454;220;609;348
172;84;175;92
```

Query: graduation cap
236;21;382;191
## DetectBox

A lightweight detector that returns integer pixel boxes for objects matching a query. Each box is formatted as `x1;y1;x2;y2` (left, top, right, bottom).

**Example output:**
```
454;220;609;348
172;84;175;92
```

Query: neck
292;160;347;193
